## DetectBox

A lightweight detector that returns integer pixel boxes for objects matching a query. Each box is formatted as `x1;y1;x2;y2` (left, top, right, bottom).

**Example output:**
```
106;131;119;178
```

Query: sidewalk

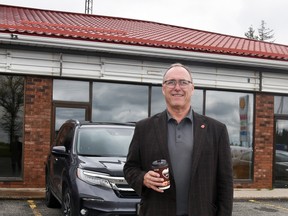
234;188;288;200
0;188;287;200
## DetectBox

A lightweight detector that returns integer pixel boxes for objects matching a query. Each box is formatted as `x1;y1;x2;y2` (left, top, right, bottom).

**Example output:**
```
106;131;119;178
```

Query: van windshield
76;126;134;157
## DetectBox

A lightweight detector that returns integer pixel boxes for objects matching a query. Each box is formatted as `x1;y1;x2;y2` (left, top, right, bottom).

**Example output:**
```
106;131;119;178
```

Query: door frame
51;102;90;143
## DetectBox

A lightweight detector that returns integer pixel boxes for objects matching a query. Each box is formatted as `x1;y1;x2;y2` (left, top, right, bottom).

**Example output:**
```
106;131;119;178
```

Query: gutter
1;33;288;71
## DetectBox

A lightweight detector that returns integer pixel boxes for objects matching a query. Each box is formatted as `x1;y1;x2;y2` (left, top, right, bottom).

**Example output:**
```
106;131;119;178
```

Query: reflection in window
0;76;24;178
92;82;148;122
274;119;288;187
232;148;253;179
151;87;203;115
53;80;89;102
77;127;134;157
206;91;254;180
274;96;288;114
151;86;165;116
55;107;86;131
52;78;257;181
192;89;203;114
275;119;288;152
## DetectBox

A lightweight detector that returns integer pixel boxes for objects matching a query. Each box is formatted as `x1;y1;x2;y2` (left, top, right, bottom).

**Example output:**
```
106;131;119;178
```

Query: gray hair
163;63;193;83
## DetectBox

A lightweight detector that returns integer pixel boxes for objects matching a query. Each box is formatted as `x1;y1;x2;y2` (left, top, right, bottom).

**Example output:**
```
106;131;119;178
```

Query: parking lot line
27;200;42;216
249;199;288;212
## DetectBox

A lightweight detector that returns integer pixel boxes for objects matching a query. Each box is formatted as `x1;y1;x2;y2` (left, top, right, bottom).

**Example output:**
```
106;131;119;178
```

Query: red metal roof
1;4;288;61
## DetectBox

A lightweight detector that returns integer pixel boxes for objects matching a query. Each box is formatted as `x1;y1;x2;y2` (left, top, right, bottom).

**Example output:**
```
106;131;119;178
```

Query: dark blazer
124;110;233;216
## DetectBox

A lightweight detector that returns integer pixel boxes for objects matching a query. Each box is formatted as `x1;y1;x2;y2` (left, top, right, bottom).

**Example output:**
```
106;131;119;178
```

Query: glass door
273;118;288;188
52;105;89;142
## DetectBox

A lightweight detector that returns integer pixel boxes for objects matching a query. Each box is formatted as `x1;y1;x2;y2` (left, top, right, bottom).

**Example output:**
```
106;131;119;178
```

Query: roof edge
1;33;288;71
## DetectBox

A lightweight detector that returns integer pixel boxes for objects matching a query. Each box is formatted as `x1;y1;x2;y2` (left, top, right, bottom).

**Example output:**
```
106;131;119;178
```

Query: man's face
162;66;194;110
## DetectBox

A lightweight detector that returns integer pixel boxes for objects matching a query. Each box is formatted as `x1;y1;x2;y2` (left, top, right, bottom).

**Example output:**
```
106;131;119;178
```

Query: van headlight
77;168;112;189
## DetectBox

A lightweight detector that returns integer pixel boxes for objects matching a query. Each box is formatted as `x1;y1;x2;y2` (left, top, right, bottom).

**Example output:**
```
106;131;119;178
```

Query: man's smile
171;93;183;97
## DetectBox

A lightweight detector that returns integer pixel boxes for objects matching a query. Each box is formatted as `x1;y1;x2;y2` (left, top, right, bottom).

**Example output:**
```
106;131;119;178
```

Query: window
274;96;288;114
206;91;254;180
55;107;86;131
52;79;256;181
151;86;203;115
151;86;165;115
206;91;254;148
53;79;90;139
192;89;203;114
0;75;24;178
92;82;148;122
53;80;89;102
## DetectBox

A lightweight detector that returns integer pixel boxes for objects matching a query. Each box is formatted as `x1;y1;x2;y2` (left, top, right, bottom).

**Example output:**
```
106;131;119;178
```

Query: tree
0;76;24;144
245;26;259;40
258;20;274;41
244;20;275;42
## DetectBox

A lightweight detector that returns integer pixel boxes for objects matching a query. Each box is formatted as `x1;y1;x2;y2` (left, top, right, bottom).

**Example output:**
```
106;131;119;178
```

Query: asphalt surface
233;199;288;216
0;199;288;216
0;199;61;216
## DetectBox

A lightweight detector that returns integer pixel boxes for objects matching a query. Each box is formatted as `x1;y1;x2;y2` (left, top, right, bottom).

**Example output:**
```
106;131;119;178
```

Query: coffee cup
151;159;170;190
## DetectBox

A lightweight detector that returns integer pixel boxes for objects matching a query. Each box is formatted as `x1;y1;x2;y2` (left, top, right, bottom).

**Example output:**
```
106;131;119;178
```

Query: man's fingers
147;170;160;177
150;185;164;193
143;171;165;193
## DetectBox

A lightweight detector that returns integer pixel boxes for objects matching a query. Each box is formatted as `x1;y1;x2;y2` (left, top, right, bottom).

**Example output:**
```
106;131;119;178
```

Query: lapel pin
201;124;205;129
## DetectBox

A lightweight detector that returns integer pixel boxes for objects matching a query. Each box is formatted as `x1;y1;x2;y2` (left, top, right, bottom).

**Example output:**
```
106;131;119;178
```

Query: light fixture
11;34;18;40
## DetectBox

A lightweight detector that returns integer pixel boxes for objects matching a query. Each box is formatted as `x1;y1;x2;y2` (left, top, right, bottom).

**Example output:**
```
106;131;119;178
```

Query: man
124;63;233;216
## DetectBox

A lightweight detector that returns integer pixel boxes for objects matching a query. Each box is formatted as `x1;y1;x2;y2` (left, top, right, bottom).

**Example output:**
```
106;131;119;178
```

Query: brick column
23;76;52;188
253;93;274;188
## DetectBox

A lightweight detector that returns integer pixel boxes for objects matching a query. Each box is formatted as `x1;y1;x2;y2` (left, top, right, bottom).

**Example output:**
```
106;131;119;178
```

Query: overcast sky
1;0;288;45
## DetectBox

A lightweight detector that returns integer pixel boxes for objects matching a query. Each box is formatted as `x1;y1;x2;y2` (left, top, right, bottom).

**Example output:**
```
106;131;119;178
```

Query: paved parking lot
0;199;288;216
233;199;288;216
0;199;61;216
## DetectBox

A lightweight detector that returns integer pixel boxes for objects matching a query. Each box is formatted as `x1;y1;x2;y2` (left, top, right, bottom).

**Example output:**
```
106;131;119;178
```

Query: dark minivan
45;119;140;216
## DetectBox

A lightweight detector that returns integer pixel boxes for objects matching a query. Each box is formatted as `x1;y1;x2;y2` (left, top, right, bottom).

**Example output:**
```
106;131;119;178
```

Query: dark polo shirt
167;108;194;215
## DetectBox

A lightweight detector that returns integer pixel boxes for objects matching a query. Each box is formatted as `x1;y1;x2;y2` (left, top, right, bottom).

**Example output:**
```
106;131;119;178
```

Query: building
0;4;288;193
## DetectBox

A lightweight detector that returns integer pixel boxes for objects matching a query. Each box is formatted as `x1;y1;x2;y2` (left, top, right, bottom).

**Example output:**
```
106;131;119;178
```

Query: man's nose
174;82;182;89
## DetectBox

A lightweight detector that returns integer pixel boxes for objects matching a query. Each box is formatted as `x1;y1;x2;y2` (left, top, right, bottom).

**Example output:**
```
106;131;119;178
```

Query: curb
0;188;45;199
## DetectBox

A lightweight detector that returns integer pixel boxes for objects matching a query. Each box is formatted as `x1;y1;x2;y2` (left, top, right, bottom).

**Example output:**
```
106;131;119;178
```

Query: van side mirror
52;146;68;156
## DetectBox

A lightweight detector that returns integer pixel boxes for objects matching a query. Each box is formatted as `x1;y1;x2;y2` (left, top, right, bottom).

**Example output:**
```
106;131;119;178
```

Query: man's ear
162;86;166;96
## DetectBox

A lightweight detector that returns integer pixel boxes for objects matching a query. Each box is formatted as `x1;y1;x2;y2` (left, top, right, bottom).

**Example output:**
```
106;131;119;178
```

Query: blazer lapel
153;111;177;182
191;112;207;179
153;111;170;162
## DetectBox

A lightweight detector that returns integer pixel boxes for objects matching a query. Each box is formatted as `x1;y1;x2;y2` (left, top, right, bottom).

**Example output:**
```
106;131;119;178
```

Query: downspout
259;71;262;92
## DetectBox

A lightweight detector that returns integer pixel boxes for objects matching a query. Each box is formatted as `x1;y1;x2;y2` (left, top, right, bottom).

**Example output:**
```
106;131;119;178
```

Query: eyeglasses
163;79;192;88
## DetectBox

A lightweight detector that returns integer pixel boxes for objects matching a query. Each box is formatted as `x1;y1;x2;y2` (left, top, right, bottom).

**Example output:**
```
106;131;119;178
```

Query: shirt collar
166;107;193;122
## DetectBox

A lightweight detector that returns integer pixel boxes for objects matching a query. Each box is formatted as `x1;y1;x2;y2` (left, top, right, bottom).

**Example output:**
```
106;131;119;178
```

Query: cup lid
152;159;168;168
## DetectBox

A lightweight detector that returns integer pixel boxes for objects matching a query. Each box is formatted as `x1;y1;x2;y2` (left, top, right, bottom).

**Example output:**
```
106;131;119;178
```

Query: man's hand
143;170;167;193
